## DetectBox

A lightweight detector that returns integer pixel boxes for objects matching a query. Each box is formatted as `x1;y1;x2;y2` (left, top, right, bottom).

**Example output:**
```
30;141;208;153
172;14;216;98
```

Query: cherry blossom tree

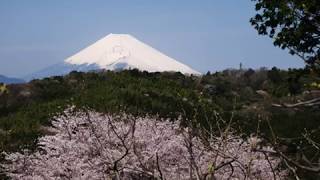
2;108;287;179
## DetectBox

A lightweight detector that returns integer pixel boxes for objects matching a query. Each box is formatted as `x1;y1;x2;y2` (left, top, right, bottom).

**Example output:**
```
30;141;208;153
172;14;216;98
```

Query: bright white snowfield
65;34;200;75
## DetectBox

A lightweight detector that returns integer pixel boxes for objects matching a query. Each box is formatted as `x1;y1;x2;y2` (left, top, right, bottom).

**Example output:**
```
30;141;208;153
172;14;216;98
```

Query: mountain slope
24;63;100;81
26;34;200;80
0;75;24;84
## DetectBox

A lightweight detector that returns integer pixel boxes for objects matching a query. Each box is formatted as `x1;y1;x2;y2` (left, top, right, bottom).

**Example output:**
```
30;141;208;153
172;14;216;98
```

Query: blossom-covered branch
2;108;287;179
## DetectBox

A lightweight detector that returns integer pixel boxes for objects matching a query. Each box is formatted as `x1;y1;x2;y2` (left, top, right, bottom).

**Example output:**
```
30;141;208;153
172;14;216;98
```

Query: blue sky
0;0;304;77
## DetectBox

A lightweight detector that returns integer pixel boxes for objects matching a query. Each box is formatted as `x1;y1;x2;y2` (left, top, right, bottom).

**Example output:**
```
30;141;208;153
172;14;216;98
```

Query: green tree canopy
250;0;320;72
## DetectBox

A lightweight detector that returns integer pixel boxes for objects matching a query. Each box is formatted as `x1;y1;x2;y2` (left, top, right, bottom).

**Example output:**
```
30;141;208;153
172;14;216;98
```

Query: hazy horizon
0;0;304;78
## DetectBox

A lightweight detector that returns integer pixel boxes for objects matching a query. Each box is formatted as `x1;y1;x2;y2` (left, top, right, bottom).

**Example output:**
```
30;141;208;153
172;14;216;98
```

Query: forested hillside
1;68;320;178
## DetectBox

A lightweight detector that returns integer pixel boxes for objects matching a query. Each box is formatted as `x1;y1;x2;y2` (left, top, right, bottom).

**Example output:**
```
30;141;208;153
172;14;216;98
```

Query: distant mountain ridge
0;75;25;84
24;63;100;81
26;33;200;80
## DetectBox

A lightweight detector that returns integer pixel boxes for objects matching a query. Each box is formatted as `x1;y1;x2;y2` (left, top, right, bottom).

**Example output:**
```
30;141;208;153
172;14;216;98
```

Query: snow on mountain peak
65;33;200;74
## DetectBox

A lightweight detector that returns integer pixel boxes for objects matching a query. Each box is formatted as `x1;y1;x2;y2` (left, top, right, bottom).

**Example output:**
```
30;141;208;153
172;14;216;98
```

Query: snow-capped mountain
25;34;200;80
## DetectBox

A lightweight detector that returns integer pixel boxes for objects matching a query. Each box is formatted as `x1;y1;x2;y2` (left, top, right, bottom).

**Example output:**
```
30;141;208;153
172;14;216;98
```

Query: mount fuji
25;34;200;80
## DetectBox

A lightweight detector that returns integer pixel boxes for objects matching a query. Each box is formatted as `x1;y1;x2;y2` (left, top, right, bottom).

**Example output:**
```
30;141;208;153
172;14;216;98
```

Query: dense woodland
0;68;320;179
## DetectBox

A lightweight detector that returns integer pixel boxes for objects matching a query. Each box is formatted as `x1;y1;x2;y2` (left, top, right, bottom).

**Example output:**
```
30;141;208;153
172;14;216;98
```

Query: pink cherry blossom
2;108;287;179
